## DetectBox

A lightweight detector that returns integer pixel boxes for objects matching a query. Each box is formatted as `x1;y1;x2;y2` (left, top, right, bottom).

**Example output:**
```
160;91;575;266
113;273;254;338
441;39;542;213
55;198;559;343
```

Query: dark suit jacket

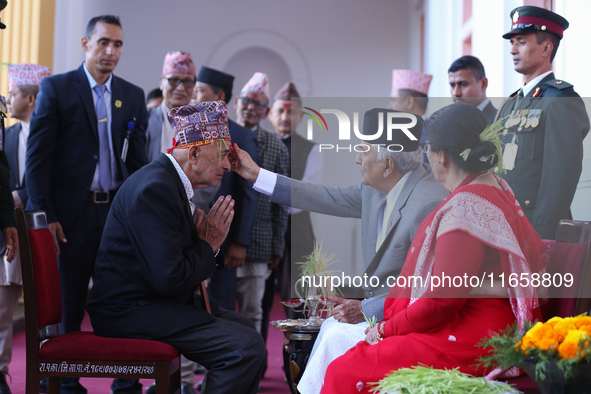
86;154;222;339
481;100;497;124
0;135;16;254
498;73;590;239
5;122;27;205
216;119;259;249
25;64;148;229
0;150;15;230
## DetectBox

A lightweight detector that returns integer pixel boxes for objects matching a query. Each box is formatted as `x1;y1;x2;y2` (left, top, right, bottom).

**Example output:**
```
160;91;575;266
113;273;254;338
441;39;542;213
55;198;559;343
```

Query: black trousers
157;304;265;394
58;197;111;334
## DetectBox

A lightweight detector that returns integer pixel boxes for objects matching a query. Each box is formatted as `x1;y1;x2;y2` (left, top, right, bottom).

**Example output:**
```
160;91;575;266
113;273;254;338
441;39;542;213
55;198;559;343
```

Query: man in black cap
497;6;589;239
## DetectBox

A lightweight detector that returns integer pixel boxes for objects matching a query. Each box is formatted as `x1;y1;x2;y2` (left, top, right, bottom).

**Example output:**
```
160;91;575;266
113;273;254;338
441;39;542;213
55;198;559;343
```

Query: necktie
514;88;524;108
94;85;112;192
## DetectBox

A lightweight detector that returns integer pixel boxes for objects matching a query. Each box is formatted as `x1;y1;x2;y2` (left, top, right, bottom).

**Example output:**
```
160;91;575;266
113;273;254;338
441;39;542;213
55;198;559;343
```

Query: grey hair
376;147;422;174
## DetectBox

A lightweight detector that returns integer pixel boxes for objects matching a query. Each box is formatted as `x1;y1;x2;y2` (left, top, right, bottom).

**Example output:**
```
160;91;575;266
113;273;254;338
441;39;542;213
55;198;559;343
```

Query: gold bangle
378;320;386;338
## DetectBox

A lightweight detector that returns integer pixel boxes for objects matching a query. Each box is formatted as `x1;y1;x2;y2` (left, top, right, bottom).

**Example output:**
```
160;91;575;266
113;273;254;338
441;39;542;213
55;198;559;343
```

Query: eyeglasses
239;96;268;110
163;76;196;90
419;142;431;153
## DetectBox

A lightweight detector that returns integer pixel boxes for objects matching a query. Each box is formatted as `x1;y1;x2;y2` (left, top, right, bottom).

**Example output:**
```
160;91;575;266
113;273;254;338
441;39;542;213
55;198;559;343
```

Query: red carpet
7;294;291;394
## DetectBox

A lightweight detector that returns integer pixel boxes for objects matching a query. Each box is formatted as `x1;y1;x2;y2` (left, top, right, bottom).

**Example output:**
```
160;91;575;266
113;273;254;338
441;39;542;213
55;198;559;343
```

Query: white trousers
0;284;22;373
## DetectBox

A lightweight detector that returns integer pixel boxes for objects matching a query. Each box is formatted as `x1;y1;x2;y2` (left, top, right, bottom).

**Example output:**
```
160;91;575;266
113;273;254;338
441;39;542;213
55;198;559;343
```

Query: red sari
321;177;546;394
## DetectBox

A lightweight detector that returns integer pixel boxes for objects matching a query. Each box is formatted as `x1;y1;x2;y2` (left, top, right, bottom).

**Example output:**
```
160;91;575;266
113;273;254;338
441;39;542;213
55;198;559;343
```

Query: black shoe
144;383;156;394
60;378;87;394
181;385;196;394
0;372;12;394
39;377;48;394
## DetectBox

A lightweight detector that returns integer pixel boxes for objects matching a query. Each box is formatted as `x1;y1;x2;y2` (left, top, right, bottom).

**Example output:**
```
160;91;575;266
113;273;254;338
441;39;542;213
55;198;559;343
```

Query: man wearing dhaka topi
87;100;265;394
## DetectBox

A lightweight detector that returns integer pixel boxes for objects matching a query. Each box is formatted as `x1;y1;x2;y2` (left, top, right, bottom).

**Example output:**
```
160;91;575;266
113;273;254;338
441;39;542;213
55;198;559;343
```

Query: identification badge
121;137;129;162
503;143;518;171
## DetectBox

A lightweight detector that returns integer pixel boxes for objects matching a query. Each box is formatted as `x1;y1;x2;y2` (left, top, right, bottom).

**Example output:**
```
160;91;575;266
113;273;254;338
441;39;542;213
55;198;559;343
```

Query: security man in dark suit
26;15;148;394
497;6;590;240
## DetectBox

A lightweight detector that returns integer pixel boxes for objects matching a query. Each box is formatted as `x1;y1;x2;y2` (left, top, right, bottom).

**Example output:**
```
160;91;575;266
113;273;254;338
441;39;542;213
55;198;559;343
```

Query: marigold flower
574;315;591;329
524;321;558;348
545;316;563;327
558;340;579;360
553;319;578;343
537;337;559;352
557;330;590;360
578;324;591;336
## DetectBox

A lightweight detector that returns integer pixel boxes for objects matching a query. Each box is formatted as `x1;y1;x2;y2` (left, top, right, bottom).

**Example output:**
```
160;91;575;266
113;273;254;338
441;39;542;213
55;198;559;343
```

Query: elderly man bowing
86;101;265;394
231;108;448;393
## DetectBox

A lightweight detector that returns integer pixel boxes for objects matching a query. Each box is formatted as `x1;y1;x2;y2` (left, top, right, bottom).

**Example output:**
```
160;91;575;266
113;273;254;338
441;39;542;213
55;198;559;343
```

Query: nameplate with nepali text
39;361;155;377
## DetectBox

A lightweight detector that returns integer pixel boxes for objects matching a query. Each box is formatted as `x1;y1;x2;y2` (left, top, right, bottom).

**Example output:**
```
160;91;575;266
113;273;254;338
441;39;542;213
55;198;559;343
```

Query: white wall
53;0;415;98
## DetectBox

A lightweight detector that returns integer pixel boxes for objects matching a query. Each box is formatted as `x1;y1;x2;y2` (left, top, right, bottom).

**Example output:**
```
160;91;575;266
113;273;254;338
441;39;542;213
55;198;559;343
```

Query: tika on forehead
166;101;231;153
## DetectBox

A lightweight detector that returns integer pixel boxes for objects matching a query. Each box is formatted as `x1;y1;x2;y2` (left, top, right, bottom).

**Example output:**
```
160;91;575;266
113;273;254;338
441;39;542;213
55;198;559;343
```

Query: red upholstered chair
503;219;591;394
17;209;181;394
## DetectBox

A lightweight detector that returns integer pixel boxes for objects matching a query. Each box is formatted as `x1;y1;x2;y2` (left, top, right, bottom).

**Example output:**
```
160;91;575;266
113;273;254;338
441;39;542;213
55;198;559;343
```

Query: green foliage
295;240;341;315
477;322;533;371
478;319;591;380
459;115;512;174
370;364;520;394
362;310;377;328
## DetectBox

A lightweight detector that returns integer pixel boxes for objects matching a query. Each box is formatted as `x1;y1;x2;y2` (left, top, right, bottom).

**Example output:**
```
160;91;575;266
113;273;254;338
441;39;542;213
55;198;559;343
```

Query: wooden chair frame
17;208;181;394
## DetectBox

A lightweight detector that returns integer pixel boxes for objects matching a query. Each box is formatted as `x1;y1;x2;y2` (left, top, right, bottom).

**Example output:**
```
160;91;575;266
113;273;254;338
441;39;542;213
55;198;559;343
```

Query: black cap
503;6;568;39
196;66;234;103
361;108;423;151
0;0;7;29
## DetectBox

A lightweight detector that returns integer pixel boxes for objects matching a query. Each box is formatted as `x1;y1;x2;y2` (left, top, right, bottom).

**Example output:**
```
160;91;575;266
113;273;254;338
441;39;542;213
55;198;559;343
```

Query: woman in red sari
321;103;547;394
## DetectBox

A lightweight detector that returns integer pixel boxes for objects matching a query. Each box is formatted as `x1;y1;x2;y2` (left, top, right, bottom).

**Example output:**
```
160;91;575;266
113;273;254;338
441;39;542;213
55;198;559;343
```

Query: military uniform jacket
498;73;590;239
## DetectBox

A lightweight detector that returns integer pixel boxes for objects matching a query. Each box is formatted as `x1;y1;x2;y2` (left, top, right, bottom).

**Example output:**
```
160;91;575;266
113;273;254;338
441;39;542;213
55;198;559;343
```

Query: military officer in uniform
497;6;589;239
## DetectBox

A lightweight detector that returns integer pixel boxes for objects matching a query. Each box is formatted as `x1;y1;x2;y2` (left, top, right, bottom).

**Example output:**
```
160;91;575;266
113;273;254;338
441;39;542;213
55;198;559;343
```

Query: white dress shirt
165;153;195;215
18;121;30;185
476;98;491;112
375;171;410;251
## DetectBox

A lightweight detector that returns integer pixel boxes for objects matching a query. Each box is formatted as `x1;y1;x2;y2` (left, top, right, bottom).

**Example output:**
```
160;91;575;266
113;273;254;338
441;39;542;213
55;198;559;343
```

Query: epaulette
544;79;573;90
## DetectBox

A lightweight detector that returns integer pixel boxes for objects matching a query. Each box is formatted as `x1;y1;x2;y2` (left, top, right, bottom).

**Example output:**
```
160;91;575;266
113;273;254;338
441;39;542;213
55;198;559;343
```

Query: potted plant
479;314;591;394
283;241;340;325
